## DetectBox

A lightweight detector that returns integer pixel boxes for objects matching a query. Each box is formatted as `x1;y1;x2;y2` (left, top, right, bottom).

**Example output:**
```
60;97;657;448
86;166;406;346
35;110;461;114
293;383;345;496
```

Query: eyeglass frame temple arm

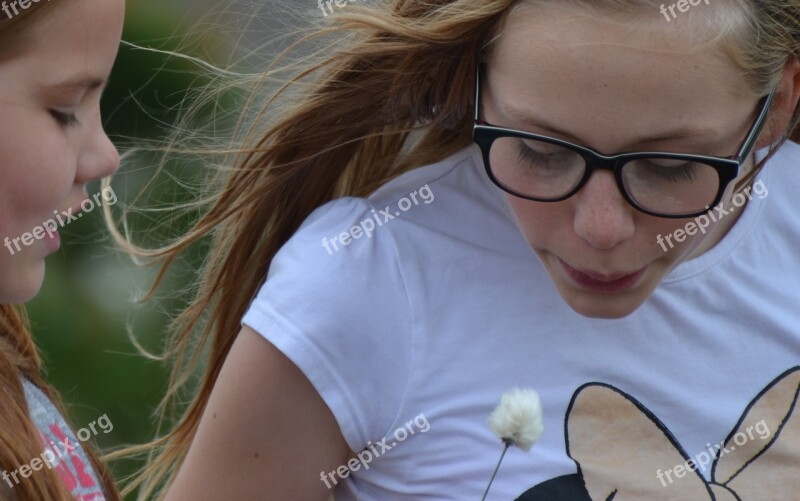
473;60;483;124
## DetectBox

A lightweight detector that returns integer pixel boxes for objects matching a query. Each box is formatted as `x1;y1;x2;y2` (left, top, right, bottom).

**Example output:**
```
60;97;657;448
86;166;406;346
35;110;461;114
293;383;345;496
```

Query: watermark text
318;0;365;17
320;413;431;488
660;0;710;23
322;184;434;255
656;419;770;487
656;180;767;252
2;0;53;20
2;413;113;489
4;186;118;256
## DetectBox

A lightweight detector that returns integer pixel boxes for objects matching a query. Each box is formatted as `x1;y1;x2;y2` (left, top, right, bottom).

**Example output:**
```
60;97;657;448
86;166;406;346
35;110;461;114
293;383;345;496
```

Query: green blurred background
26;0;245;496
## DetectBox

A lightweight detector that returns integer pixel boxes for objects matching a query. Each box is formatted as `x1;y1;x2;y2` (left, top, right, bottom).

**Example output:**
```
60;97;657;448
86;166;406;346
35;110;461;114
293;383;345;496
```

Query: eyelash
50;110;79;128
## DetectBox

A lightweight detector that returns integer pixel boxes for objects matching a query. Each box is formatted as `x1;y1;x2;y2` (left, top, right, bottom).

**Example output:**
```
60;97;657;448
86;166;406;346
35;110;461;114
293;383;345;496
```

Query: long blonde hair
0;4;120;500
109;1;800;498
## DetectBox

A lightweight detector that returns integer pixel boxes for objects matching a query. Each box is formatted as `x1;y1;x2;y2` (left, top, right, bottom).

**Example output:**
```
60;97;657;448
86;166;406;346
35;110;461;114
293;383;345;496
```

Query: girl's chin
558;290;649;319
0;263;46;304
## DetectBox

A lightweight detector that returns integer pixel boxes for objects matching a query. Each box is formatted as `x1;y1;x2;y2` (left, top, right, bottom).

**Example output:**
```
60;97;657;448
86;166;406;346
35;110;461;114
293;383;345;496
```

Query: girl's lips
559;258;646;294
44;226;61;252
43;202;83;253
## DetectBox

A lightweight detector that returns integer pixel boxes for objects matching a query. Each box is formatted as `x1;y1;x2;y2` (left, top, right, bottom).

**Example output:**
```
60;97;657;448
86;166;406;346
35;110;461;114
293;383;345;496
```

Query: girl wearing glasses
121;1;800;499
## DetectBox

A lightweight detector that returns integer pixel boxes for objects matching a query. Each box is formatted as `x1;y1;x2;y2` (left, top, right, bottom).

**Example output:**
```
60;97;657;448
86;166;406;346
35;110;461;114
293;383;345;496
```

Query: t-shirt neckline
662;147;771;283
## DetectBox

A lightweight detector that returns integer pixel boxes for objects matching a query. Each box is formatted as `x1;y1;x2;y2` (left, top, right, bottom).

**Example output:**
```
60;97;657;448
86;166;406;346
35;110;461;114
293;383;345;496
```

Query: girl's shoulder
306;144;485;224
765;139;800;180
249;143;494;318
754;140;800;220
298;144;522;263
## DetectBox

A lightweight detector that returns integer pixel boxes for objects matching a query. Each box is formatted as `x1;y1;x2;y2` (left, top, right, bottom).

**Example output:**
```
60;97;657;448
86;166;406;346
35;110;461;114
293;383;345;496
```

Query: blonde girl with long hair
118;0;800;499
0;0;125;499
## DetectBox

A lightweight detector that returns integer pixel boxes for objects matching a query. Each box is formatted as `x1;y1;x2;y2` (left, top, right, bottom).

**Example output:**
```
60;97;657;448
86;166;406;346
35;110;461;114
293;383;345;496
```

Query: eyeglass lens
489;136;721;214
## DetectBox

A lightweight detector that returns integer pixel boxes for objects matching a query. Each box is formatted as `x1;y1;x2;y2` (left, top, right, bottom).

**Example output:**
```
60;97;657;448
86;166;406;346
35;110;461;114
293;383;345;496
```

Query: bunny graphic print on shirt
516;367;800;500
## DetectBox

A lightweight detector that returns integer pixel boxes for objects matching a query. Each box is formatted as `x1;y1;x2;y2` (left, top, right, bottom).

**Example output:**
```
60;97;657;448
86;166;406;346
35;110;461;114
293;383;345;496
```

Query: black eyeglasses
472;64;776;218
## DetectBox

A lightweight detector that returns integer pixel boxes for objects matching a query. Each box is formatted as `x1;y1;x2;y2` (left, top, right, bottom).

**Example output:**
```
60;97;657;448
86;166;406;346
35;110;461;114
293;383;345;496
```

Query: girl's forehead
6;0;124;81
483;23;758;156
493;0;747;77
486;4;753;123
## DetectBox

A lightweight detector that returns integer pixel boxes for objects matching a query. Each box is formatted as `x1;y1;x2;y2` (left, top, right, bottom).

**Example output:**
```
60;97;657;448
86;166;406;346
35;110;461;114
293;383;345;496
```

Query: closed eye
640;160;699;183
50;110;79;127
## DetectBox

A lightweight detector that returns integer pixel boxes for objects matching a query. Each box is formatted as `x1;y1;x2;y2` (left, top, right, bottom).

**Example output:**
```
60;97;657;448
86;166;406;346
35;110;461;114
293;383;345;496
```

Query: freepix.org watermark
659;0;710;23
321;184;434;255
3;186;118;256
656;419;770;487
320;413;431;489
317;0;365;17
656;180;768;252
1;413;113;489
1;0;52;20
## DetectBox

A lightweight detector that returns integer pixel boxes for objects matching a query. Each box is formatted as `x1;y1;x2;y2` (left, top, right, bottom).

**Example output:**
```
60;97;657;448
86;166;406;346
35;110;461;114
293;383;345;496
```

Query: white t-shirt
242;142;800;500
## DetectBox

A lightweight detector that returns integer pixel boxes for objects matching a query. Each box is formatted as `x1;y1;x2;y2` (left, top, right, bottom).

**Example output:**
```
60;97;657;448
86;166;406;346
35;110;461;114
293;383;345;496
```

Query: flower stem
481;441;511;501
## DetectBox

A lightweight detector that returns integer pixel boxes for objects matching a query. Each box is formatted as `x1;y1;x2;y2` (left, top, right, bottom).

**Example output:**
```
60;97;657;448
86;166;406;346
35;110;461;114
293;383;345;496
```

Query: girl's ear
760;58;800;148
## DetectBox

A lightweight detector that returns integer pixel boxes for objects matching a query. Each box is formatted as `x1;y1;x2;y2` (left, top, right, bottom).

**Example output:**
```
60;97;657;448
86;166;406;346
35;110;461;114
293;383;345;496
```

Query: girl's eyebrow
53;76;108;91
503;104;719;146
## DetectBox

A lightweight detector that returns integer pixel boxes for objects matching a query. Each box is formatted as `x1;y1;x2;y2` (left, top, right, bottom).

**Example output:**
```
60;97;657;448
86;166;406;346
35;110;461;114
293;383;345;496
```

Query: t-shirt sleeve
241;197;413;452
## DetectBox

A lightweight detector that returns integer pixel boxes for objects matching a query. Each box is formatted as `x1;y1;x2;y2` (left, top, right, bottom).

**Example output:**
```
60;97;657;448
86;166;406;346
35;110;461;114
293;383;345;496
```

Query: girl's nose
572;170;636;250
76;124;120;185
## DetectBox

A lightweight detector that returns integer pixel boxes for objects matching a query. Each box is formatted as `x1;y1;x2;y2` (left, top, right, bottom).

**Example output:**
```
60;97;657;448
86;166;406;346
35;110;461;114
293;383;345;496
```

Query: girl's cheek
506;197;574;245
3;150;76;238
31;128;77;188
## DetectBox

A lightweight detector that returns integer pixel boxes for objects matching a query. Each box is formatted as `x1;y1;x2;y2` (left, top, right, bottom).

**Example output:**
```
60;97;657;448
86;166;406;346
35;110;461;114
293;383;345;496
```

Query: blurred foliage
25;1;234;497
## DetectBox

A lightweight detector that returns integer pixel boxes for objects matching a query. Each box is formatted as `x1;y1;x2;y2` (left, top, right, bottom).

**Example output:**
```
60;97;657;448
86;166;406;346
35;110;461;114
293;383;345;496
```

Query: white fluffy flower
488;387;543;451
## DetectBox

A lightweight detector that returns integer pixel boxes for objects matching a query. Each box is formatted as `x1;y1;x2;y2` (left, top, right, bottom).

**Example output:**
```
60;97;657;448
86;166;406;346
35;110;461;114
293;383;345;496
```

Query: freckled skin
482;3;774;318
